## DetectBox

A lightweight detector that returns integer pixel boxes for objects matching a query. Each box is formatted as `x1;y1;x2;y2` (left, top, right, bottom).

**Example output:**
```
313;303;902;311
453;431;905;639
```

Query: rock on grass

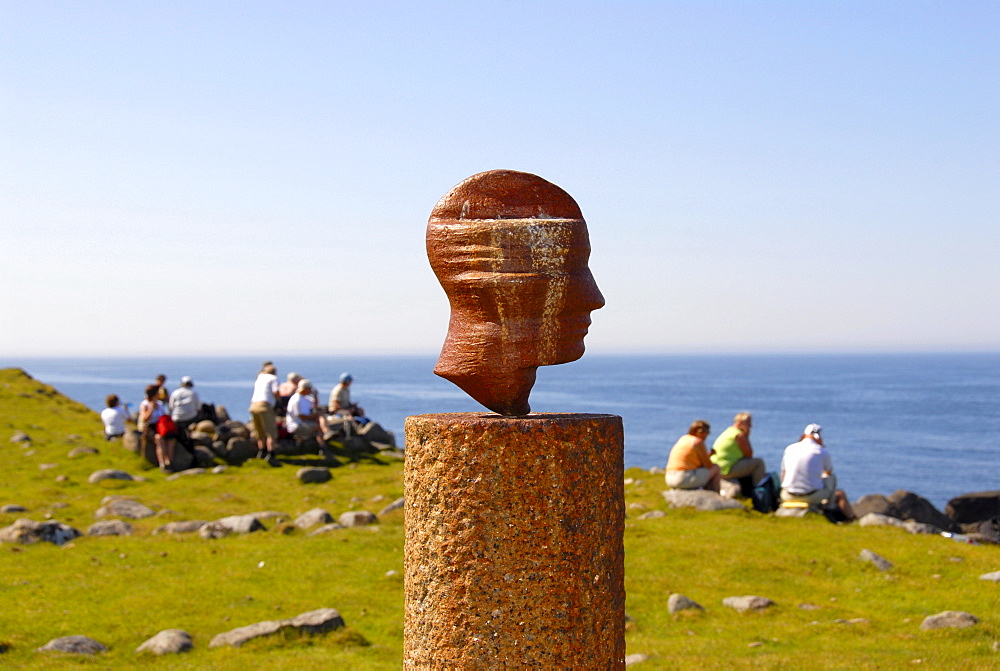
920;611;979;630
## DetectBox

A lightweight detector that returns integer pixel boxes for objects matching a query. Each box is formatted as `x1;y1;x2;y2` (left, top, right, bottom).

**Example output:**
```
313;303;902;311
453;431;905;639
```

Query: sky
2;1;998;357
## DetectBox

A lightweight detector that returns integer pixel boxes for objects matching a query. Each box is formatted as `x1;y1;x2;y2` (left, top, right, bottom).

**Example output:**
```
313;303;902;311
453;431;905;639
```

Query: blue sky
2;1;998;356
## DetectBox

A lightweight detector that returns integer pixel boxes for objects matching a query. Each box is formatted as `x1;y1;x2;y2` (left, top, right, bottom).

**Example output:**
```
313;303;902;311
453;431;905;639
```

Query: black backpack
751;472;781;513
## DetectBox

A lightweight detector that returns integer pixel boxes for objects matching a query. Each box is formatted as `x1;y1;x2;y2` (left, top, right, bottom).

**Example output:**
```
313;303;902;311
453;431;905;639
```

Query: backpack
751;472;781;513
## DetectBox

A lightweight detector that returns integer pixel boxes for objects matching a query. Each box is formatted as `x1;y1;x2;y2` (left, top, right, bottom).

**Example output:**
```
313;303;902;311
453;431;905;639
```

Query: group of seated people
251;362;368;462
665;413;855;520
101;374;206;472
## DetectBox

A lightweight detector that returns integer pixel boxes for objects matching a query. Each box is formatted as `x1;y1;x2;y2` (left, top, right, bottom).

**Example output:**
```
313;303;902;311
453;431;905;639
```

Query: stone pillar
404;413;625;669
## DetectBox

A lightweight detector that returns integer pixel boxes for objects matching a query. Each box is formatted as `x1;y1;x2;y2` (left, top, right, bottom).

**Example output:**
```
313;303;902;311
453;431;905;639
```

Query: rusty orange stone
426;170;605;416
403;413;625;668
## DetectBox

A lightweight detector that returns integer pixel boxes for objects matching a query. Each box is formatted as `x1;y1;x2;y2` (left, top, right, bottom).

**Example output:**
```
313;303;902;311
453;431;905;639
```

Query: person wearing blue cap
329;372;364;418
780;424;855;521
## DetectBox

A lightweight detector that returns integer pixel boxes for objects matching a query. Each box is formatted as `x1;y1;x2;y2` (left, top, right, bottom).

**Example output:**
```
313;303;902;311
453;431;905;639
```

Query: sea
6;353;998;511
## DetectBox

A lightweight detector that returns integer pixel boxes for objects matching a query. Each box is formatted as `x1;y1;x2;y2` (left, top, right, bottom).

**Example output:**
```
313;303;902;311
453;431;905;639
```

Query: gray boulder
637;510;666;520
854;491;959;532
853;494;895;518
859;548;893;571
979;571;1000;582
136;629;193;655
667;593;704;613
0;504;27;513
297;467;332;484
722;596;774;613
88;469;134;484
625;653;650;666
0;519;81;545
295;508;334;529
887;490;958;532
87;519;133;536
37;635;107;654
200;514;265;538
153;520;208;535
308;523;345;535
920;610;979;630
662;489;746;512
122;430;142;454
10;430;31;443
859;513;906;529
68;446;99;458
209;607;344;648
377;496;405;517
95;499;155;519
339;511;378;527
946;491;1000;525
166;468;207;481
225;437;257;464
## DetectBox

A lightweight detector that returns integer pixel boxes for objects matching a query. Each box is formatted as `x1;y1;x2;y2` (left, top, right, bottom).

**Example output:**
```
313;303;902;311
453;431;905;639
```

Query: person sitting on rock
100;394;130;441
286;379;326;445
710;412;766;497
666;420;721;492
780;424;855;521
328;372;365;420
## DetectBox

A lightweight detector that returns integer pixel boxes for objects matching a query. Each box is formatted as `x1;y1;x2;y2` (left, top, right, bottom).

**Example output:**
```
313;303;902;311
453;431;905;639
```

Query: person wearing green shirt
710;412;766;496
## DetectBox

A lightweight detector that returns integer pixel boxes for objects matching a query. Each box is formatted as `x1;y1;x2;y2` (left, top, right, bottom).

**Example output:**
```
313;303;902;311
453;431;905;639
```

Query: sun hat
340;372;353;383
803;423;822;438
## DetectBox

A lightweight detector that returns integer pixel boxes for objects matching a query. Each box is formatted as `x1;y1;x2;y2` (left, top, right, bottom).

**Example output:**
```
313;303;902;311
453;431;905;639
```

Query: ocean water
7;353;999;510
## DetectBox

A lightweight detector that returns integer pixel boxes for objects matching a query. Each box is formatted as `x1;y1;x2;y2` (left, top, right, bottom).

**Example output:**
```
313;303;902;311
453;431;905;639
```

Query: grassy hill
0;367;996;669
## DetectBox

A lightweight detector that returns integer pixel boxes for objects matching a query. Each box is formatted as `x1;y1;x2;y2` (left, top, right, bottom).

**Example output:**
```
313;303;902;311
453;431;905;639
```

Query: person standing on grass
665;419;721;492
780;423;855;521
711;412;766;496
249;361;280;463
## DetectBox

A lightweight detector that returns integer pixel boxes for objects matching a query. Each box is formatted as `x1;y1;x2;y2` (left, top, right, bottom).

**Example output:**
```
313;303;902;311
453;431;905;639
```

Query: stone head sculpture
427;169;605;416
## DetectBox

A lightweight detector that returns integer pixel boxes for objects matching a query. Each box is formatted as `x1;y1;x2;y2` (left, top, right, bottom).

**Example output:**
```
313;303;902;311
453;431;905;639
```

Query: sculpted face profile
427;169;605;416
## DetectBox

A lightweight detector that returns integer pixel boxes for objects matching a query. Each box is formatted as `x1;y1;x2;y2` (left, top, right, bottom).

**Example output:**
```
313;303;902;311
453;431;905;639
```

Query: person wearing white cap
780;424;855;521
168;376;200;456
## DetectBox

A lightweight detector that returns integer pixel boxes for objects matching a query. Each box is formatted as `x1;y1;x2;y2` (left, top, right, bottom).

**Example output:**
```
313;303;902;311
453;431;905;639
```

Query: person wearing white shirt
248;361;280;462
780;424;855;520
100;394;129;440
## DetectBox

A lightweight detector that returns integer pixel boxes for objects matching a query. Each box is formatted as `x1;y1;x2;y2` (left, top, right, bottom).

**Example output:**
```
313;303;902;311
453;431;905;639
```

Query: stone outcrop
37;635;107;654
919;610;979;630
94;498;155;519
377;497;405;517
88;469;135;484
135;629;193;655
722;596;774;613
297;467;331;484
668;594;704;613
946;491;1000;525
853;491;958;532
294;508;333;529
0;519;81;545
209;608;344;648
338;511;377;527
662;489;746;512
153;520;208;535
859;548;893;571
87;519;133;536
199;514;265;538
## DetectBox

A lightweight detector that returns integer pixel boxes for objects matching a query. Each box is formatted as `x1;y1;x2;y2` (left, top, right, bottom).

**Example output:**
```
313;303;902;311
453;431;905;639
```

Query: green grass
1;368;998;668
